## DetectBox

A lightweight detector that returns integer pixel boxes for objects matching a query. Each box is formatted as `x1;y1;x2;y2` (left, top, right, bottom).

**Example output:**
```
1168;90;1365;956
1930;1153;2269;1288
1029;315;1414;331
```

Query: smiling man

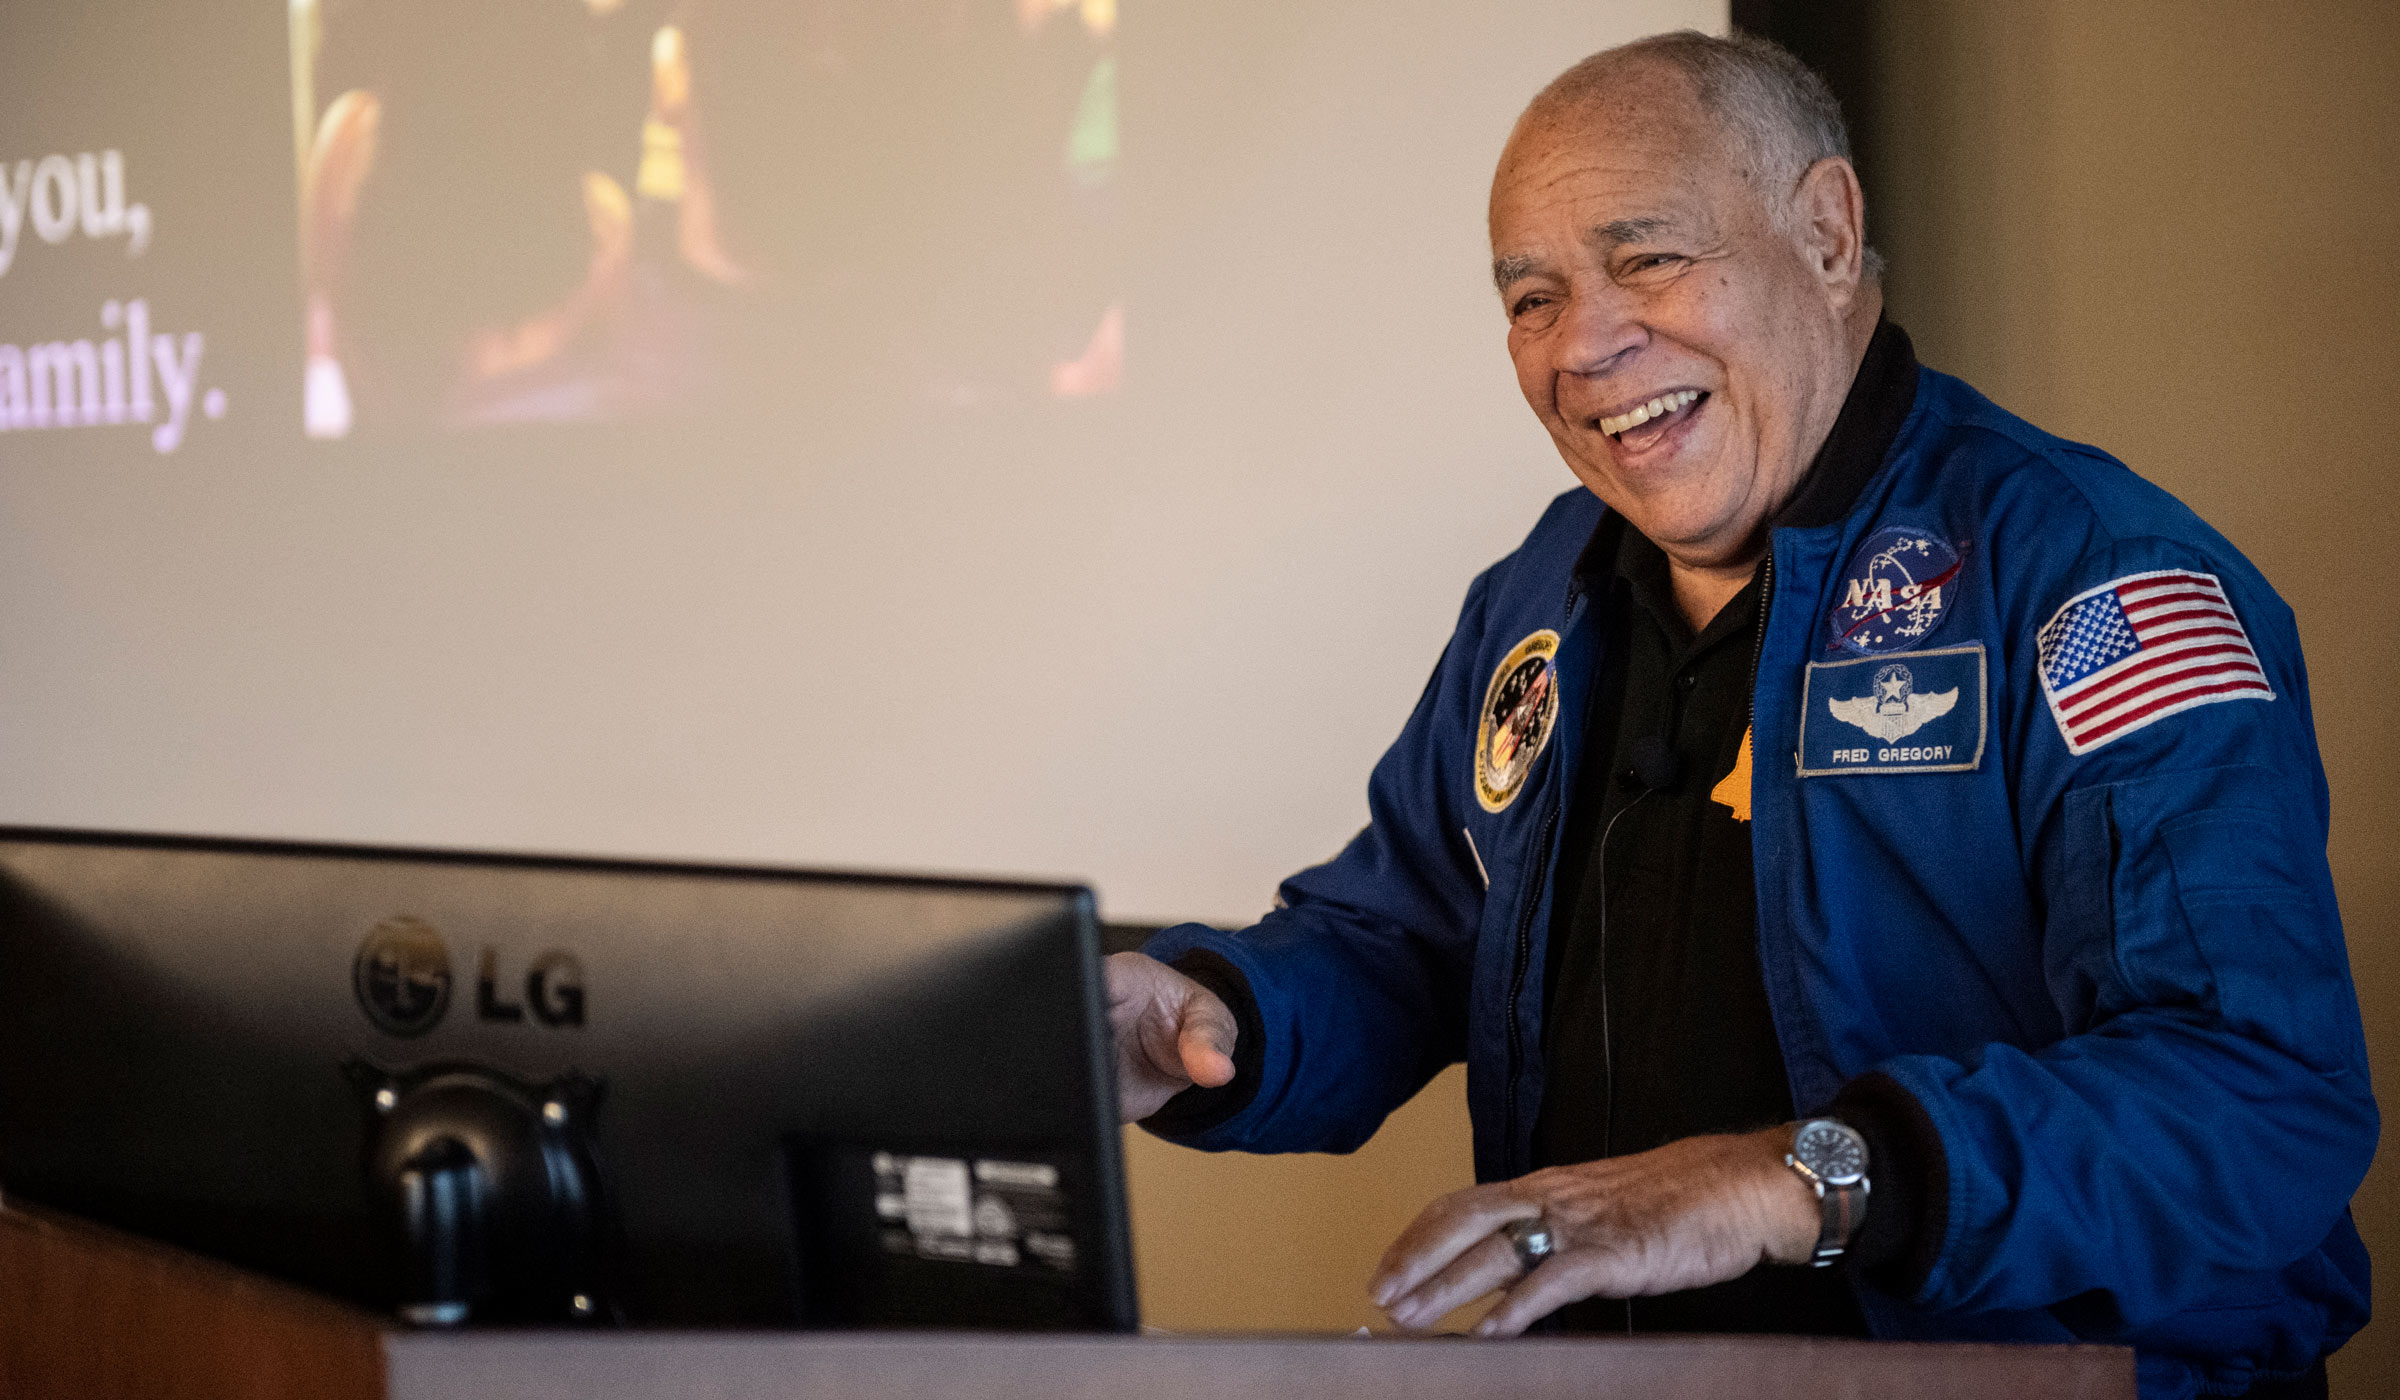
1106;30;2372;1399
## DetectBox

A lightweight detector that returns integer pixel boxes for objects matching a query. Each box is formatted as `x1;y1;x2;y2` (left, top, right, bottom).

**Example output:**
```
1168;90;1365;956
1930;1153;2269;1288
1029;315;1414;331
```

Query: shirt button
1677;673;1698;691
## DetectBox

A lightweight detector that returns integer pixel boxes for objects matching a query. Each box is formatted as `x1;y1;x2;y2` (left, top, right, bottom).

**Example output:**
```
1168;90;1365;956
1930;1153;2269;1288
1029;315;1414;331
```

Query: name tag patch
1798;644;1986;776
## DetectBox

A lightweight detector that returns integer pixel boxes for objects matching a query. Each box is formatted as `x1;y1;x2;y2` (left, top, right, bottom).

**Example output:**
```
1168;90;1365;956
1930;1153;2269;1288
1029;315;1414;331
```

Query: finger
1370;1184;1538;1308
1102;952;1154;1011
1115;1025;1188;1119
1113;1038;1182;1123
1109;955;1200;1082
1105;957;1195;1122
1474;1250;1634;1338
1383;1230;1522;1332
1175;990;1238;1087
1125;1008;1195;1100
1105;954;1232;1086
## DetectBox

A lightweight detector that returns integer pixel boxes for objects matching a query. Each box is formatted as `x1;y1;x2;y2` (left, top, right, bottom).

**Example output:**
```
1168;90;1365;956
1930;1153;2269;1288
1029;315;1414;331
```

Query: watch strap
1809;1176;1869;1265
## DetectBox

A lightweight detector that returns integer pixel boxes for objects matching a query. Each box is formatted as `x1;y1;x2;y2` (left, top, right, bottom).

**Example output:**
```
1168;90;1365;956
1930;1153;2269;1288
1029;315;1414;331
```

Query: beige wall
1124;1069;1474;1333
1871;2;2400;1390
1127;4;2400;1388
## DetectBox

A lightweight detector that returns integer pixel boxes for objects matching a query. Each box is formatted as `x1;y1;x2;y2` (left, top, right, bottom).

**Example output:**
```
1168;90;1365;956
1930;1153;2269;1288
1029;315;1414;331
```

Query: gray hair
1538;30;1884;279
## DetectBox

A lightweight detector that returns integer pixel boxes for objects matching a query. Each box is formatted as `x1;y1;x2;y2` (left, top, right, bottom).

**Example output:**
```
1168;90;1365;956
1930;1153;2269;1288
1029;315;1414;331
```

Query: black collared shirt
1531;321;1921;1336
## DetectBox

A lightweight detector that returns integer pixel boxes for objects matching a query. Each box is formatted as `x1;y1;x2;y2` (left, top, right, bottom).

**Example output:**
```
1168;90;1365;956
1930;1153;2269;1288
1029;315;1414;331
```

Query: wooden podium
0;1202;2135;1400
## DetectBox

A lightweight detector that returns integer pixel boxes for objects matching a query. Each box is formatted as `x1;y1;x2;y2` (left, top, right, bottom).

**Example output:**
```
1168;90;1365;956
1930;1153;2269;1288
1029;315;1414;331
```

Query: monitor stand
347;1060;610;1326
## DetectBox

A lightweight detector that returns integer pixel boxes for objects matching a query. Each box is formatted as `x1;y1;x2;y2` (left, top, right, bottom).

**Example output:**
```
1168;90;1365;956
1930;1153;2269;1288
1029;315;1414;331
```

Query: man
1106;30;2374;1400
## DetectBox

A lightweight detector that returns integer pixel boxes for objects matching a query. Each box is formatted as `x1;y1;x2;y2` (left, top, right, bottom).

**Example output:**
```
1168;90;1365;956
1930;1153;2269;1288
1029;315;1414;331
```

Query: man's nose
1549;281;1643;379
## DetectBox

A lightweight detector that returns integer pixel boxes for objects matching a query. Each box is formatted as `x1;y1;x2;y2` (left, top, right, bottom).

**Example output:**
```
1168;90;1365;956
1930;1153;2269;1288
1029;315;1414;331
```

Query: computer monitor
0;827;1138;1331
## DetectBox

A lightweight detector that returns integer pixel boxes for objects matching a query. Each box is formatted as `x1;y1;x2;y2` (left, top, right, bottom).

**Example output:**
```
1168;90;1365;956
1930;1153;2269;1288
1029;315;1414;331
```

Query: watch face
1796;1121;1867;1185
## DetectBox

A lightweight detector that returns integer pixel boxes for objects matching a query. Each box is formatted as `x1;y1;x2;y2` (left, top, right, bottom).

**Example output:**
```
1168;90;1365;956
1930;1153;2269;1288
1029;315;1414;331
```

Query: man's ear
1794;156;1868;307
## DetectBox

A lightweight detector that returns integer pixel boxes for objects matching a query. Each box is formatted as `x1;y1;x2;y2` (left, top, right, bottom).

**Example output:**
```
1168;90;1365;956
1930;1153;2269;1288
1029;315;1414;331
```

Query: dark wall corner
1728;1;1889;235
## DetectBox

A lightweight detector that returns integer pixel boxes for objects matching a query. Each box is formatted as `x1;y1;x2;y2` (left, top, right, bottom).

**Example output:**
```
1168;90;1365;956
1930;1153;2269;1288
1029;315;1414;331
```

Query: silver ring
1502;1216;1557;1272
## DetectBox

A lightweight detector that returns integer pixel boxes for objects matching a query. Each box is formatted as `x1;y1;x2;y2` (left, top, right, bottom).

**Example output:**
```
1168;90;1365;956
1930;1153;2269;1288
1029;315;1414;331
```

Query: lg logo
353;918;586;1037
476;946;586;1027
353;917;451;1036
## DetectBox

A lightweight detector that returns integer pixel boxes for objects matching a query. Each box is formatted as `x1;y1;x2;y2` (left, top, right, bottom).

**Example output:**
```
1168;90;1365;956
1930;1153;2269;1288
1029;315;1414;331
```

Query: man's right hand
1105;952;1239;1122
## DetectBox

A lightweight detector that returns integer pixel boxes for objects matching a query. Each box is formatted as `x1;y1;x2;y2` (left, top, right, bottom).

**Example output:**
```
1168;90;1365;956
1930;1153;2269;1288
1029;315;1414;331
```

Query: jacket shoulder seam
1931;416;2129;549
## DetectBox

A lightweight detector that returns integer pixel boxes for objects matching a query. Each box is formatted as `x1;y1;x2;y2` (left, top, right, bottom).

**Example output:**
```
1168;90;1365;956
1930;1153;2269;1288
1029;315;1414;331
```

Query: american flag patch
2036;570;2272;755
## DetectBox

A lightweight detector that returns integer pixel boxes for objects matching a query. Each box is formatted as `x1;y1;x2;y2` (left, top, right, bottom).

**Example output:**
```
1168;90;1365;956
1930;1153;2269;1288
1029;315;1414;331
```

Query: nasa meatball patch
1475;630;1561;812
1827;526;1962;656
1798;643;1987;776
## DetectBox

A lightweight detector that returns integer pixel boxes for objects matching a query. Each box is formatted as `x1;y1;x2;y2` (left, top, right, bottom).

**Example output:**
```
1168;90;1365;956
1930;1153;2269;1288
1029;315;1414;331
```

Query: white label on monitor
872;1153;1076;1273
974;1160;1058;1189
899;1156;973;1238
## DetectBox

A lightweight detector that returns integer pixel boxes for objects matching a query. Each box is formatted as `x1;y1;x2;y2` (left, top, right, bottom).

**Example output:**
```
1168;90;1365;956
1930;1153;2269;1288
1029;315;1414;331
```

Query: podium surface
2;1202;2134;1400
385;1331;2133;1400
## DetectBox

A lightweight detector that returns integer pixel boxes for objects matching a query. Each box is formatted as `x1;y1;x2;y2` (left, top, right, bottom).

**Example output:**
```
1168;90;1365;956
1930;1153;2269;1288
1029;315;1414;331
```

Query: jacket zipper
1747;546;1775;727
1500;791;1561;1179
1498;580;1591;1179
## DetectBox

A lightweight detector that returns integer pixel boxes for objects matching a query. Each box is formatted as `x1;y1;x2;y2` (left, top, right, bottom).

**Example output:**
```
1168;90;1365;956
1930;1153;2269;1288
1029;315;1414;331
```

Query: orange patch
1710;725;1753;823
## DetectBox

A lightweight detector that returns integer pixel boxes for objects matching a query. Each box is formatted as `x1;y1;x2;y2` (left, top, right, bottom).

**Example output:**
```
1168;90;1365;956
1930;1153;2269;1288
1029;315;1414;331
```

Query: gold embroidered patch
1474;630;1561;813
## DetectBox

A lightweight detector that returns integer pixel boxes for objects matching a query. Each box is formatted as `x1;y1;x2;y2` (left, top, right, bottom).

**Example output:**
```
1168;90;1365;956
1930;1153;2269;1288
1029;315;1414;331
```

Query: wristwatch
1785;1118;1870;1267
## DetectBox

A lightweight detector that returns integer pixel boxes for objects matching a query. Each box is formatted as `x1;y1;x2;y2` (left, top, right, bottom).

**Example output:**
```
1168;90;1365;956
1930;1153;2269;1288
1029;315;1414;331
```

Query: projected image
289;0;1123;440
1025;0;1123;399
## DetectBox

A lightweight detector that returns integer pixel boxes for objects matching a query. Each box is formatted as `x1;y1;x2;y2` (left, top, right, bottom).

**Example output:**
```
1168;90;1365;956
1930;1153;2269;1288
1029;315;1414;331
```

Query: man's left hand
1370;1125;1823;1335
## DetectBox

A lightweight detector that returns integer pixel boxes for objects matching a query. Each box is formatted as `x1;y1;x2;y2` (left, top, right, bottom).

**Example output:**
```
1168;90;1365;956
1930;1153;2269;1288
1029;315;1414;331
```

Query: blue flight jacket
1145;368;2375;1398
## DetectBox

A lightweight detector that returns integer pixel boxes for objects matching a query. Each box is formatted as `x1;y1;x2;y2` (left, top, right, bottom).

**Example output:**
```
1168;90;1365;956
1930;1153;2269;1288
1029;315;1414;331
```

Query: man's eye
1510;294;1552;318
1626;253;1683;274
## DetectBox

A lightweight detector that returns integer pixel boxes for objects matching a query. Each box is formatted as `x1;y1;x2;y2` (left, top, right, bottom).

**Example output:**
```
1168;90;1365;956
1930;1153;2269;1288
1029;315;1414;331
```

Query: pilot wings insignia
1827;661;1958;741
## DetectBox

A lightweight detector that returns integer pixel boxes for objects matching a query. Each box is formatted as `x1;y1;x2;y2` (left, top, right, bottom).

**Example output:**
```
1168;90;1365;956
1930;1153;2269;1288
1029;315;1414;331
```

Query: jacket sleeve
1139;571;1497;1154
1868;537;2377;1328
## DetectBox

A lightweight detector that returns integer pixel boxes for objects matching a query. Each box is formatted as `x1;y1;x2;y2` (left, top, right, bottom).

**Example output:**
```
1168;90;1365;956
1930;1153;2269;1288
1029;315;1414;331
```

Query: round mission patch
1475;630;1561;813
1827;525;1962;656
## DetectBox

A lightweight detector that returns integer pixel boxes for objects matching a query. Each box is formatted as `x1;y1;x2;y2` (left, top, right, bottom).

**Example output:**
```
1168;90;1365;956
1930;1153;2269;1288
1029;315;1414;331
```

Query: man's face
1489;70;1860;567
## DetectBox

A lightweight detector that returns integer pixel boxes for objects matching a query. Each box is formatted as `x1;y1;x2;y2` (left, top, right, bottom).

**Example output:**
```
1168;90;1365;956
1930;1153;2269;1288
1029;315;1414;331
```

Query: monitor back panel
0;829;1135;1329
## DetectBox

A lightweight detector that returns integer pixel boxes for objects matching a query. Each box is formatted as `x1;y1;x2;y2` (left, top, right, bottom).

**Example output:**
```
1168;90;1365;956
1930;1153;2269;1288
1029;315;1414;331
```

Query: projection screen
0;0;1724;925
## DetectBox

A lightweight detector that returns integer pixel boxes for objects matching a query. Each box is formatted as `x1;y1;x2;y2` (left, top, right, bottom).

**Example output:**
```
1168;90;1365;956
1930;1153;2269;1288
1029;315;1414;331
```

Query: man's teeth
1600;389;1702;438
